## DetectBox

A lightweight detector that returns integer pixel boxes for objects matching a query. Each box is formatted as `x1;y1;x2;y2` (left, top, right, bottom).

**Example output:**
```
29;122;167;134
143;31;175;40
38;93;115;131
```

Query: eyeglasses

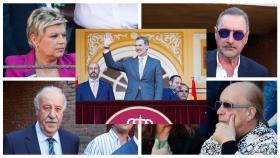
217;28;246;41
214;101;252;110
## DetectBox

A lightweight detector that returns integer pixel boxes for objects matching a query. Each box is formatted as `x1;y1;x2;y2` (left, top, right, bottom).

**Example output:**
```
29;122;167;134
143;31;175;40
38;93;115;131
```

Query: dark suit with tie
3;124;80;154
104;52;163;100
112;138;138;155
76;79;115;101
207;50;268;77
162;88;180;100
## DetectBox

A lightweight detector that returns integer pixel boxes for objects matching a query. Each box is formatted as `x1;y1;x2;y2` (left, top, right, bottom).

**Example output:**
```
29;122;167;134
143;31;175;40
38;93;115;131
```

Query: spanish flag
75;77;79;88
191;78;197;100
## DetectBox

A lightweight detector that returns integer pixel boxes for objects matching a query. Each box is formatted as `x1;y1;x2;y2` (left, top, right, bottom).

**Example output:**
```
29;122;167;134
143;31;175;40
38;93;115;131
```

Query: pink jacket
5;49;75;77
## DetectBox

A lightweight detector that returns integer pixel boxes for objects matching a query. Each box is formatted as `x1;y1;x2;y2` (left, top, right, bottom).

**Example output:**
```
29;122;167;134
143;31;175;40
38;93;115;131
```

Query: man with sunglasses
200;82;277;154
207;7;268;77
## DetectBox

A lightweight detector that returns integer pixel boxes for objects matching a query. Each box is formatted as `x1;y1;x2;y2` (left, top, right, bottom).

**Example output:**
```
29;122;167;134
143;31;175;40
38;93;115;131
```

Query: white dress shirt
74;4;138;29
89;78;99;96
216;51;240;78
35;121;62;155
84;129;130;155
138;55;148;78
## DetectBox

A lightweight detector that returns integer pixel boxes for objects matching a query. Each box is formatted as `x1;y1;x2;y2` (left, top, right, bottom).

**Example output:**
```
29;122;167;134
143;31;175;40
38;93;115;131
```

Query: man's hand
213;115;236;144
151;139;172;155
103;33;113;48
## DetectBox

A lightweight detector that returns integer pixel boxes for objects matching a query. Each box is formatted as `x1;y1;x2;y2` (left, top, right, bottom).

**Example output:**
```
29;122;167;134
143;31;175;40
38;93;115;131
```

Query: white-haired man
4;86;80;154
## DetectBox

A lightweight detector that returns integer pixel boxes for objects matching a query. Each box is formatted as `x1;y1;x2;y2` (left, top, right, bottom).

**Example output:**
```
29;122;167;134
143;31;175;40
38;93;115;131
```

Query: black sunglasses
217;28;246;41
215;101;252;110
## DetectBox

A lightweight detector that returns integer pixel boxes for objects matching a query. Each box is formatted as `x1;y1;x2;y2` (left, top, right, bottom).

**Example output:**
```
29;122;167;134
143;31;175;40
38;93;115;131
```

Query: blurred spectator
68;3;138;53
162;75;181;100
112;125;138;155
263;81;277;133
178;83;189;100
84;124;133;155
142;125;205;154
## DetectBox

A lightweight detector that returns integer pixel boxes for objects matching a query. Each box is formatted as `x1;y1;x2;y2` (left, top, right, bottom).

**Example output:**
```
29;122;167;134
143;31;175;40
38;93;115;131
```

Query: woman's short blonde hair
27;7;67;48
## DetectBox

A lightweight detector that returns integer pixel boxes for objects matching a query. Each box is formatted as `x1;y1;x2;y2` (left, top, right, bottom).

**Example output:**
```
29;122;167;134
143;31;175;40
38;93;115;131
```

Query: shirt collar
109;128;120;142
89;78;99;83
35;121;59;143
109;128;131;142
138;54;148;61
216;51;240;77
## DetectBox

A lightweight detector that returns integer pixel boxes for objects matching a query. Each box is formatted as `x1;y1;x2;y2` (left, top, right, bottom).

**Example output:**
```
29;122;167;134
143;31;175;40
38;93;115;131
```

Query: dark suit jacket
112;138;138;155
104;52;163;100
207;50;268;77
4;124;80;154
162;88;180;100
76;80;115;101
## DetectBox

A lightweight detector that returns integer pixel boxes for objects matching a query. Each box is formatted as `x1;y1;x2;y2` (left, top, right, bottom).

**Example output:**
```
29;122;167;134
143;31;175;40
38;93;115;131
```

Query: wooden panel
142;4;276;35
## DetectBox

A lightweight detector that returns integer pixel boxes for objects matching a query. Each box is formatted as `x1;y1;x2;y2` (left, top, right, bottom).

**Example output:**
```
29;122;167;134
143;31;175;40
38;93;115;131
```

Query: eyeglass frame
215;26;248;41
214;100;253;110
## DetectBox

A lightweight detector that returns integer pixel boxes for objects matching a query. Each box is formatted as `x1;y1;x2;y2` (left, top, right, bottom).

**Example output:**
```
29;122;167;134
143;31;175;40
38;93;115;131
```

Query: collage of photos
2;2;278;157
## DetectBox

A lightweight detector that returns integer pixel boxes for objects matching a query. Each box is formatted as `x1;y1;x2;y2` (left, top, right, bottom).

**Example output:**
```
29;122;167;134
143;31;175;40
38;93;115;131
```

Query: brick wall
3;81;107;154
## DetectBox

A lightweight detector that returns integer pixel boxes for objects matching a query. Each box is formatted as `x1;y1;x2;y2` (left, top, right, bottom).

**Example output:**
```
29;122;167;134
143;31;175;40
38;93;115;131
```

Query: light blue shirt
84;129;130;155
35;121;62;155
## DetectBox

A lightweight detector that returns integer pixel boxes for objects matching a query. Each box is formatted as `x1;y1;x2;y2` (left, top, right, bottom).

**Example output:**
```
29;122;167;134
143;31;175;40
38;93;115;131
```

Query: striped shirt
84;129;129;155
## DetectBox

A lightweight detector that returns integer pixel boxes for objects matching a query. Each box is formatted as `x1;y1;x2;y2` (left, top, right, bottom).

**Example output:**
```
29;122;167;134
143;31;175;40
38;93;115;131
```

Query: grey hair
243;82;268;127
27;7;67;48
136;36;149;46
33;86;67;110
216;7;249;32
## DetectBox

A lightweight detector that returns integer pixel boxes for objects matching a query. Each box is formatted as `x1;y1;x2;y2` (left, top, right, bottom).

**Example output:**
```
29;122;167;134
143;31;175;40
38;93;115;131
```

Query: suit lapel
207;50;218;77
96;80;104;99
59;129;68;154
133;57;140;79
25;124;41;154
142;56;151;79
238;55;247;77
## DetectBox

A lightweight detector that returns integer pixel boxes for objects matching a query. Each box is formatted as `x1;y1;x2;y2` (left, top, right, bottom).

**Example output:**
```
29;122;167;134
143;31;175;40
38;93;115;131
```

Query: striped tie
47;137;55;155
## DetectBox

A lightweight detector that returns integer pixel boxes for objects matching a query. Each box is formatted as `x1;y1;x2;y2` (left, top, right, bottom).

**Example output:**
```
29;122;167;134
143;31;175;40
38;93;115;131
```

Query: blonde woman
5;7;75;77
